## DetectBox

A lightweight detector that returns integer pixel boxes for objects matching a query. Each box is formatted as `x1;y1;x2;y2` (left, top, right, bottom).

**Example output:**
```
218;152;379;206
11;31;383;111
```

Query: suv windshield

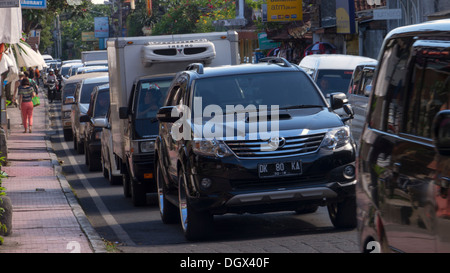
80;81;108;103
93;91;109;118
316;69;353;96
192;71;325;113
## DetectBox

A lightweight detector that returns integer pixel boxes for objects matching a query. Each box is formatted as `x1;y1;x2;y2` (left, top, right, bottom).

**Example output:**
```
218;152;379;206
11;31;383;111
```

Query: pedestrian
28;67;39;95
12;71;25;107
18;77;36;133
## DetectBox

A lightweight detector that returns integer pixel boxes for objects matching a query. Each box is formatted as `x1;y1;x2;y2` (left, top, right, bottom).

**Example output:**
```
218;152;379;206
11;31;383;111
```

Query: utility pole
118;0;122;37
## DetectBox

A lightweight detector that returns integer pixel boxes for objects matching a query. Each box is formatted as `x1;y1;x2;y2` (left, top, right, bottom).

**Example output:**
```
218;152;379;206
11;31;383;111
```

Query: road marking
54;104;136;247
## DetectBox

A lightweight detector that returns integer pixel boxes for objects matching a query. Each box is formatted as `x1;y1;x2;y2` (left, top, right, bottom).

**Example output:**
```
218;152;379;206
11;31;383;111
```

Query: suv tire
327;197;356;228
178;168;213;241
157;162;178;224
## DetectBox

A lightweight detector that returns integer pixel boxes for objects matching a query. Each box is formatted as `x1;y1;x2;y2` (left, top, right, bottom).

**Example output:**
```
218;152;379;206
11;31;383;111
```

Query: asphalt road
48;102;360;254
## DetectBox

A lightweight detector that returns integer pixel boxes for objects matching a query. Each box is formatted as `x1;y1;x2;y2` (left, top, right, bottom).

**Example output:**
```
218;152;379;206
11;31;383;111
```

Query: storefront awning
0;7;22;44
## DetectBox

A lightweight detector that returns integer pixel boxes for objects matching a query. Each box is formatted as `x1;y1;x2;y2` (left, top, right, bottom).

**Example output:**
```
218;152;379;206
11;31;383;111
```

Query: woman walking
18;77;36;133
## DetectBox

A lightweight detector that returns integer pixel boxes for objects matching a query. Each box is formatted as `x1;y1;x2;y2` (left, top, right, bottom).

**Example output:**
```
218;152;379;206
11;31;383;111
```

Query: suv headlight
193;139;233;157
321;126;351;150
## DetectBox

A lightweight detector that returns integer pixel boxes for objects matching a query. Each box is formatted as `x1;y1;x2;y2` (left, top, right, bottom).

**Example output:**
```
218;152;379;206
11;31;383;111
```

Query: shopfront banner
267;0;303;22
336;0;356;34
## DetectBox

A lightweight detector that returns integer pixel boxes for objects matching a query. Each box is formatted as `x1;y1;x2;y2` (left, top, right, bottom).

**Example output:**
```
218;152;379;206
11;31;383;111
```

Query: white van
299;54;376;97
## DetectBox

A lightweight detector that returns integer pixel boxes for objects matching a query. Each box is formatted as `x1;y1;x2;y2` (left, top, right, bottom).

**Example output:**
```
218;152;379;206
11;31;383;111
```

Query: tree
22;0;91;53
151;0;236;35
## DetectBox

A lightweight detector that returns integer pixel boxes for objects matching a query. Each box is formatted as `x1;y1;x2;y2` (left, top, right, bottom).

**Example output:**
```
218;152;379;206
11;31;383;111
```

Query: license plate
258;160;302;178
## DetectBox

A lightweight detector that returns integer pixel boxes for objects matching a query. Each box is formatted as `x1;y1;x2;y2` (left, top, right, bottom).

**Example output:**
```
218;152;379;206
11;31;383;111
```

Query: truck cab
118;74;174;205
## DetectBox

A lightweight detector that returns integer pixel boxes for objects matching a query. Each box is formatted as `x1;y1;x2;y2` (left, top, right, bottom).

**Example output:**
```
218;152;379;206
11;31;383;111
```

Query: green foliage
151;0;236;35
0;156;8;244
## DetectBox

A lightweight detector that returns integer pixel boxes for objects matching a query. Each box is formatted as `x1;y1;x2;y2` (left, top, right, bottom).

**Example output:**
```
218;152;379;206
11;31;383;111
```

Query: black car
357;19;450;253
156;58;357;240
80;84;110;171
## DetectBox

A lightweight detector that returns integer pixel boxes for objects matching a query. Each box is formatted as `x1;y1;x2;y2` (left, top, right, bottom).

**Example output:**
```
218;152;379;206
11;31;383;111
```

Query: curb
44;97;107;253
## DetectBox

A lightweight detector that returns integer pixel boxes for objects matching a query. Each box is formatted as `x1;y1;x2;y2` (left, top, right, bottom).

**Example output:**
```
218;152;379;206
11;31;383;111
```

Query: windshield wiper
279;105;324;110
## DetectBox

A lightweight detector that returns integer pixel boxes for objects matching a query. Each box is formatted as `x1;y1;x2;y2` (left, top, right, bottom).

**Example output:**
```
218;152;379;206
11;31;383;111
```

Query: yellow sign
81;32;97;42
267;0;303;22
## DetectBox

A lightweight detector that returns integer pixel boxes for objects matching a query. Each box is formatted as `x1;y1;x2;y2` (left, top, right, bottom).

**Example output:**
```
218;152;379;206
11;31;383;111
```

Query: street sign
20;0;46;9
0;0;19;8
94;17;109;38
373;9;402;20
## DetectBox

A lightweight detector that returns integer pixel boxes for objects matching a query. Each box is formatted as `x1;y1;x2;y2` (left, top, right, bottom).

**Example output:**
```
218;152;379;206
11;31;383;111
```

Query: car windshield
316;69;353;96
80;81;108;103
93;91;109;118
192;71;325;114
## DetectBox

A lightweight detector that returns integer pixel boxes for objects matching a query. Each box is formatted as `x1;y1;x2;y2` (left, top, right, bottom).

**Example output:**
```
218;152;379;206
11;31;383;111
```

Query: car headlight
321;126;350;150
140;141;155;153
193;139;233;157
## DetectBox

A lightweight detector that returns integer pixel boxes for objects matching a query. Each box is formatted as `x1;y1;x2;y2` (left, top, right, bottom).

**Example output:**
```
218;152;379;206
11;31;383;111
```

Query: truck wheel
108;158;121;185
327;197;357;229
77;138;84;154
101;152;108;178
84;142;89;166
73;133;77;151
63;129;73;141
131;178;147;206
157;162;178;224
122;172;131;198
88;151;101;172
178;169;213;241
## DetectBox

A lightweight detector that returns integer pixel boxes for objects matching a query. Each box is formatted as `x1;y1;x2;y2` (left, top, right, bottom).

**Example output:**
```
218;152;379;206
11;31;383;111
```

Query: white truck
81;50;107;63
106;31;239;206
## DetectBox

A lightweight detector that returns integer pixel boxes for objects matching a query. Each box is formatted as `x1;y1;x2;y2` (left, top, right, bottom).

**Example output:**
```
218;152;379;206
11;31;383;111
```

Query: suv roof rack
186;63;204;74
259;57;292;67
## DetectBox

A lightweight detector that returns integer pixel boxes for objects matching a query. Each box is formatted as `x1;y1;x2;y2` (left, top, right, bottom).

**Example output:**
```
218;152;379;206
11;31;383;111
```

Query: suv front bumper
185;144;356;214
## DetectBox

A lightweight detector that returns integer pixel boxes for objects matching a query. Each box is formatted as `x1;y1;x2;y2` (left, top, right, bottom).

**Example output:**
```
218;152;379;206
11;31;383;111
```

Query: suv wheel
178;168;213;241
327;197;356;228
157;161;178;224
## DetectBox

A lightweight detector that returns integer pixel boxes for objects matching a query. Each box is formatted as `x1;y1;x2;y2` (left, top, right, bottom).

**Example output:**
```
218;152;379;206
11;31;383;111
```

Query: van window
403;52;450;139
368;36;415;132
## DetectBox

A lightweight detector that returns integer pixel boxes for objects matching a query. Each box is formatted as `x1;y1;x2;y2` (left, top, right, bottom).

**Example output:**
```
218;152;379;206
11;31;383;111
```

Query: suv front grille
225;133;325;158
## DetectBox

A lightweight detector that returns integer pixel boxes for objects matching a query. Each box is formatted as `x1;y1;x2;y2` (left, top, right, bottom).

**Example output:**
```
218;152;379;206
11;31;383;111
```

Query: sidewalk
0;93;106;253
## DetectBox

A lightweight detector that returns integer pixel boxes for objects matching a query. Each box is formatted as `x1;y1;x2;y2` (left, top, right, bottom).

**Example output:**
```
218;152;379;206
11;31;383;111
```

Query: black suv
357;19;450;253
156;58;357;240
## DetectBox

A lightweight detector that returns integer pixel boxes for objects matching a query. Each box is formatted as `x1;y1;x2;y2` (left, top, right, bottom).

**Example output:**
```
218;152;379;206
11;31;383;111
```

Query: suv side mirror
364;85;372;97
433;110;450;156
93;118;108;128
330;92;348;110
157;106;181;123
119;107;128;119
